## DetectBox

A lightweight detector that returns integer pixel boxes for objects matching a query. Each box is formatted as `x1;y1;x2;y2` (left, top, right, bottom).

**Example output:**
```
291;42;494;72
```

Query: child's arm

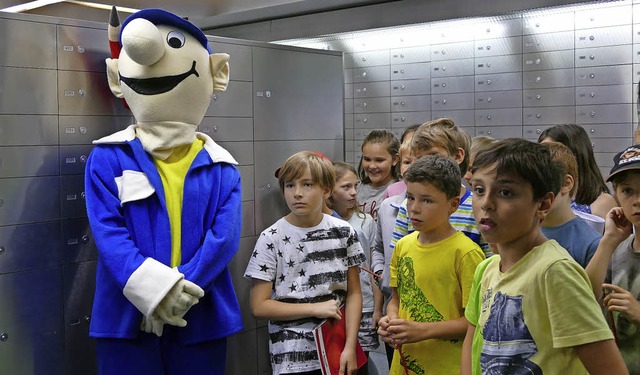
249;279;342;321
384;315;469;345
575;339;629;375
585;207;632;299
460;323;475;375
377;287;399;345
372;275;383;329
341;266;363;375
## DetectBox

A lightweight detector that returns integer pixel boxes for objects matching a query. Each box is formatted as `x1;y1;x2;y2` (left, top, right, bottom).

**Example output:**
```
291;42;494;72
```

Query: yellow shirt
153;139;204;267
390;231;484;375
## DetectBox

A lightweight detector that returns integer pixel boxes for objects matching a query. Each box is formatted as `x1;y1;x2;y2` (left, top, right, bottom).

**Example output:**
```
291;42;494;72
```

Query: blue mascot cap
120;8;212;53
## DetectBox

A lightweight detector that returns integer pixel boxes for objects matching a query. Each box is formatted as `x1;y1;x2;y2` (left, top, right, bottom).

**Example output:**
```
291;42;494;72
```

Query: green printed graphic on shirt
397;256;444;323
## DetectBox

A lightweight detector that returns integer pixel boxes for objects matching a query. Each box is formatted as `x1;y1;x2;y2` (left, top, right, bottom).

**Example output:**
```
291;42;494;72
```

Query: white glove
140;314;165;337
154;279;205;327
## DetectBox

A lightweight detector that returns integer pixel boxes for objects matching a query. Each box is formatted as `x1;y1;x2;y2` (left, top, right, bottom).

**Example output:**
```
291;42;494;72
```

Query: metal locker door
523;50;574;71
576;65;633;86
206;81;253;117
209;41;253;82
476;72;523;92
63;261;97;375
198;117;253;142
391;79;430;96
227;237;258;334
0;115;58;146
0;18;56;69
253;47;343;141
0;267;64;375
390;62;430;80
354;97;391;114
352;65;390;83
475;91;523;109
60;145;93;175
0;146;58;178
0;176;60;226
0;222;61;274
391;111;431;128
432;93;474;111
523;31;574;53
354;82;391;98
0;67;57;114
475;36;523;57
59;116;132;146
432;76;475;94
57;25;109;73
354;113;392;129
62;218;98;264
390;46;431;64
345;50;390;68
236;165;255;202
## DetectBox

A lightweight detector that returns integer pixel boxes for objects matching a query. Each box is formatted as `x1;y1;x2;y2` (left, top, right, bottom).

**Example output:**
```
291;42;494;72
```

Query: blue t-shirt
541;216;601;268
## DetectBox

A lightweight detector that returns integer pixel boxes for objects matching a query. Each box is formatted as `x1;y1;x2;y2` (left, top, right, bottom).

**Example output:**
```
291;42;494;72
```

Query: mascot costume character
84;7;243;374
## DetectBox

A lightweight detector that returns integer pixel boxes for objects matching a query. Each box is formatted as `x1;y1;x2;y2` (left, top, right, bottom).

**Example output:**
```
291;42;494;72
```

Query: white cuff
123;258;183;317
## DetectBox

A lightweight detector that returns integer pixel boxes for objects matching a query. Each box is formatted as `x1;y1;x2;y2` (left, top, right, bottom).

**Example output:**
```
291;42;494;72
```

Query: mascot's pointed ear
105;58;124;98
210;53;230;92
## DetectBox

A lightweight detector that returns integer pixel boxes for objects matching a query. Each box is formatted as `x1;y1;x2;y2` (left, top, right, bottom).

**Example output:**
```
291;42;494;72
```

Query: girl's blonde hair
277;151;335;193
329;161;365;218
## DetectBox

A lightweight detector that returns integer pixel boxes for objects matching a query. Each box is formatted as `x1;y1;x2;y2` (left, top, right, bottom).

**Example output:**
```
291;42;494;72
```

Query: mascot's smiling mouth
120;61;199;95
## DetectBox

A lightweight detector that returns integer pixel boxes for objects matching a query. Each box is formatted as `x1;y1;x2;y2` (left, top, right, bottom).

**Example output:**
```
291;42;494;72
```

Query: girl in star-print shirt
244;151;366;375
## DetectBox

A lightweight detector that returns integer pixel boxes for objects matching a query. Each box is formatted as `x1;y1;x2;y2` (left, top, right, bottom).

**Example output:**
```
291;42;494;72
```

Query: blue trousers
96;330;227;375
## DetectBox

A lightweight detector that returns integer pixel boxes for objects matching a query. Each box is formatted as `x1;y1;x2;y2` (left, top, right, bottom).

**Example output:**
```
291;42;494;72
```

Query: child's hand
339;346;357;375
385;318;422;345
603;207;632;243
603;283;640;325
376;314;394;344
314;299;342;320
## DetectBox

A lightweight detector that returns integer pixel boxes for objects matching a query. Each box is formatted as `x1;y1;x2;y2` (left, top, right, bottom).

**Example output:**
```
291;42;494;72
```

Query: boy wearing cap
586;144;640;373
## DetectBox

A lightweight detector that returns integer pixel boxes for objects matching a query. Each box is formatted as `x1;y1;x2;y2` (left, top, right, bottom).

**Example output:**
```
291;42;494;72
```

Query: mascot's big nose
121;18;165;66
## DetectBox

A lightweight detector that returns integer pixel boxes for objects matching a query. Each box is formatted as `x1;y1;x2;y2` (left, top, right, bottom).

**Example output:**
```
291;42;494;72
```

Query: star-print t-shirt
244;214;366;374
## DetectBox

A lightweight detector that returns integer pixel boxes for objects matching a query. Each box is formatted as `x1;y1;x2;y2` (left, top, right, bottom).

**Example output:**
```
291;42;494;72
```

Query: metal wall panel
575;25;632;48
580;123;633;138
354;113;392;128
391;111;431;127
0;267;64;375
431;109;475;127
0;177;60;226
476;72;523;91
58;71;130;116
0;115;58;146
0;18;56;69
523;125;553;139
206;80;253;117
575;64;633;85
575;45;633;67
523;50;574;71
523;31;575;53
476;125;523;138
576;104;633;124
253;47;343;141
523;106;576;125
0;222;61;273
475;108;523;126
432;93;474;110
57;25;109;72
391;78;430;96
474;18;523;39
432;76;475;94
523;68;574;89
199;117;253;142
62;261;97;375
59;116;132;145
237;165;255;202
351;65;390;82
212;42;253;82
0;67;58;114
226;330;258;375
523;87;576;107
390;62;430;80
574;5;632;29
390;46;431;64
60;175;87;219
475;36;523;57
354;97;391;113
431;58;475;77
354;81;391;98
591;137;634;153
475;91;523;109
576;85;633;105
391;95;430;112
60;145;93;175
522;12;575;34
345;50;390;68
431;41;475;60
0;146;58;178
217;141;253;165
241;202;255;237
476;55;523;74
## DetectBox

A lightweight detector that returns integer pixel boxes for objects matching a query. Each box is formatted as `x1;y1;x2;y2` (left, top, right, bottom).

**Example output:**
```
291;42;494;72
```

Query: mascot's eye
167;31;185;49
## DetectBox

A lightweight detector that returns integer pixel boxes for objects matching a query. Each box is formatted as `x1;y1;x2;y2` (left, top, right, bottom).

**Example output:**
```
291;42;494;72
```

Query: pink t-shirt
383;180;406;200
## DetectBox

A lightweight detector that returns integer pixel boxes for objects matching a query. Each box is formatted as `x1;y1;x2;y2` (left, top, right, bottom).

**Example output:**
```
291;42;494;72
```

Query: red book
313;307;367;375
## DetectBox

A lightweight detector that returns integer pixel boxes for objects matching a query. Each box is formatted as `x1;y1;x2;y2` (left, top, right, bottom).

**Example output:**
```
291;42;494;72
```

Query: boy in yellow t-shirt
462;138;626;375
377;155;485;375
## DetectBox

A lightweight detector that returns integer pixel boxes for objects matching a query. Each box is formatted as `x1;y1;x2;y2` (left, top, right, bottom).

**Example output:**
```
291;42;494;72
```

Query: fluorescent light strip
1;0;64;13
65;1;140;13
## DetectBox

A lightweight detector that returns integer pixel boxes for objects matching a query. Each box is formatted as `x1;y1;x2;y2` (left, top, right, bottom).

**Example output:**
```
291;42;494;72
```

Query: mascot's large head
105;8;229;157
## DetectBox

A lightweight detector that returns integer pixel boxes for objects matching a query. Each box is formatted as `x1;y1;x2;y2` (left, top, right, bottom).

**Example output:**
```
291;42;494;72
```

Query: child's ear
323;187;332;200
561;174;575;195
449;196;460;215
537;192;555;221
453;147;465;166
